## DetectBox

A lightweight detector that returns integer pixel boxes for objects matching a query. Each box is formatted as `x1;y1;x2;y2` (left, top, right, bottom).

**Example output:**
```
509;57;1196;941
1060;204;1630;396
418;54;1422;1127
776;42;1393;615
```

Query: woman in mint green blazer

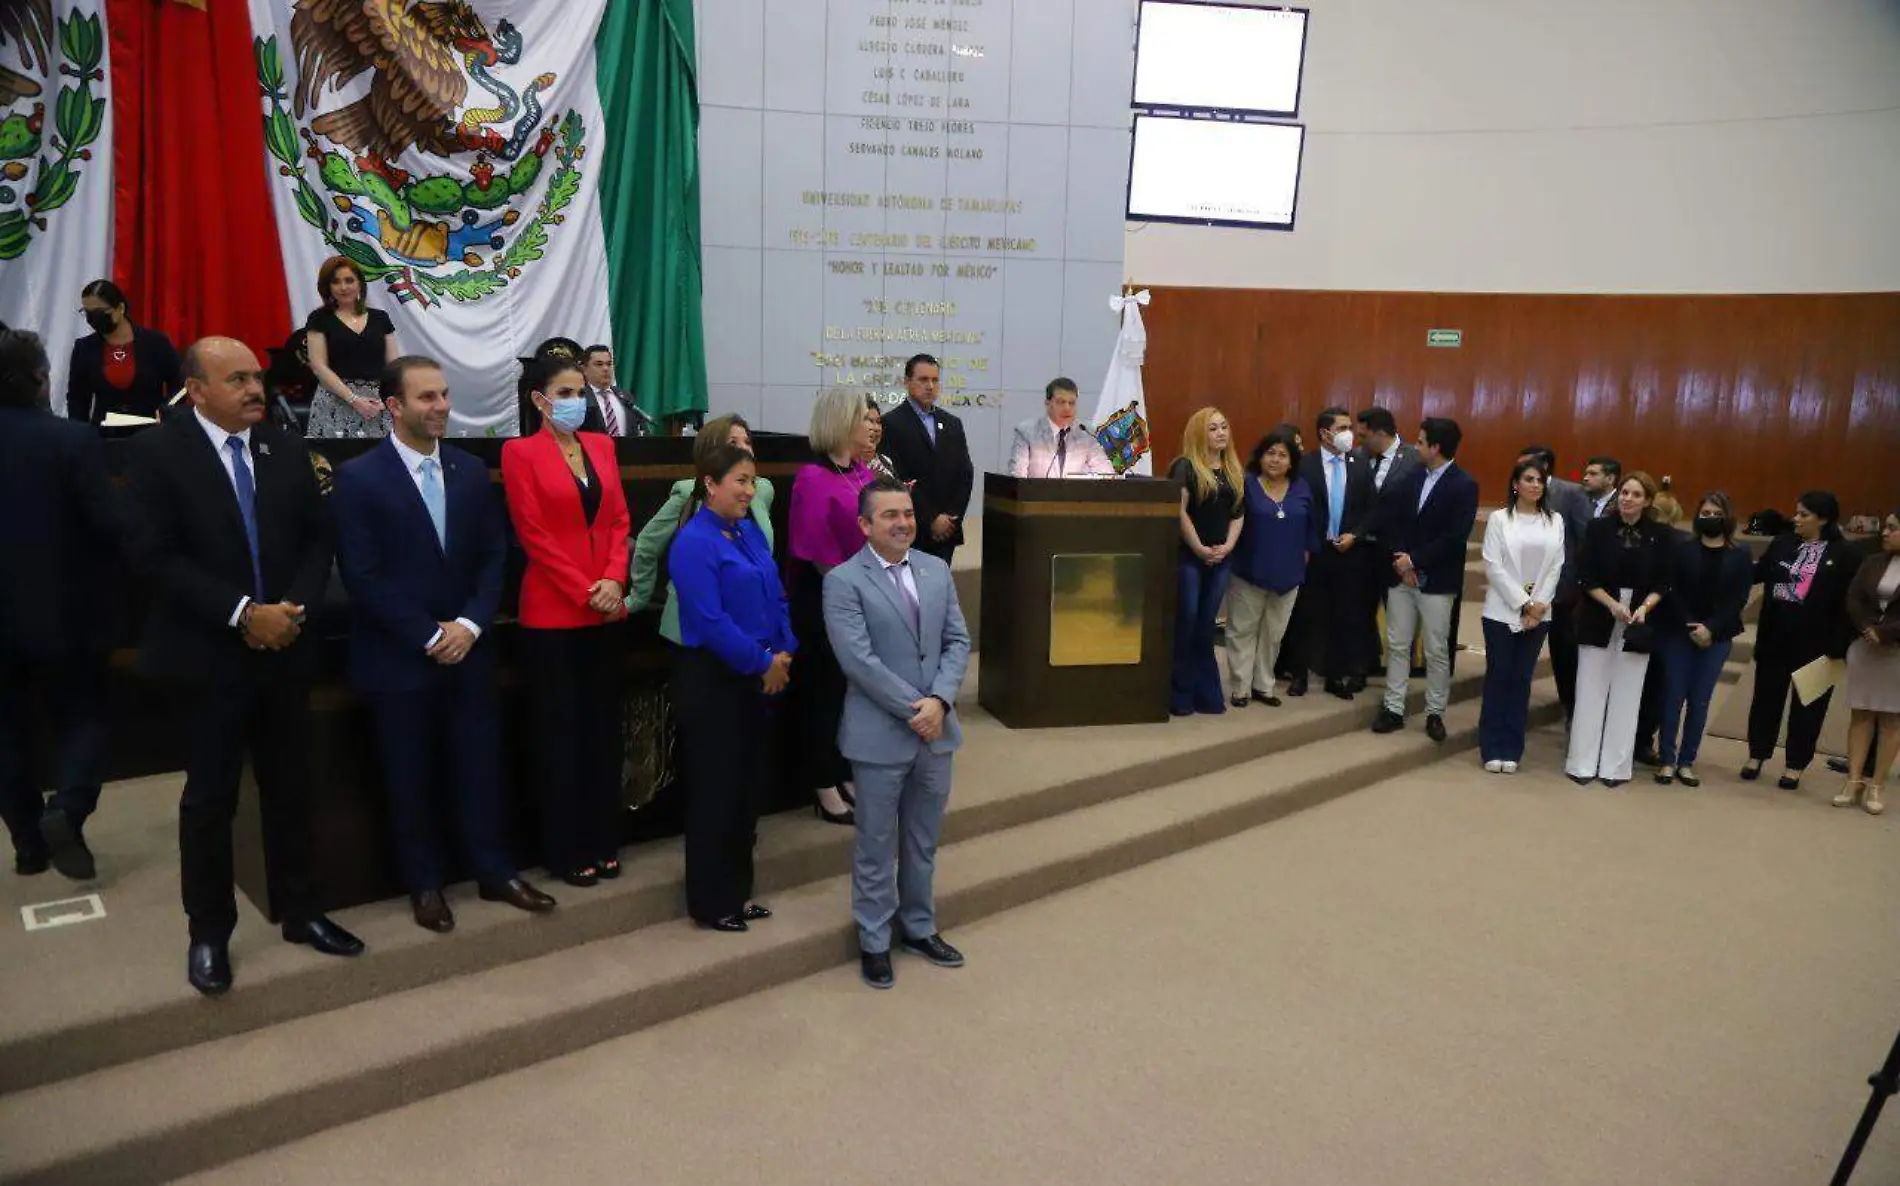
630;414;775;643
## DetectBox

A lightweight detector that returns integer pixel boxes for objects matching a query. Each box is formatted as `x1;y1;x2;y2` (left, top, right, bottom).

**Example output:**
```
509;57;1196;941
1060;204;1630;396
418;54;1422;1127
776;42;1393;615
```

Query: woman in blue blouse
1224;428;1317;707
669;445;798;933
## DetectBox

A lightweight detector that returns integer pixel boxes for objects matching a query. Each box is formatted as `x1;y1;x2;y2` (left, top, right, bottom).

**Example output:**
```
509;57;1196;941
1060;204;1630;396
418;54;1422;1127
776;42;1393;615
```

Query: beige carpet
181;728;1900;1186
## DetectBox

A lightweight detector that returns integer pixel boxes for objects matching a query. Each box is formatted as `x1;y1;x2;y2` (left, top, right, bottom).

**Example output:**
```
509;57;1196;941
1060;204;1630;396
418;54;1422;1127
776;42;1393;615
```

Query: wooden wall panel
1139;288;1900;519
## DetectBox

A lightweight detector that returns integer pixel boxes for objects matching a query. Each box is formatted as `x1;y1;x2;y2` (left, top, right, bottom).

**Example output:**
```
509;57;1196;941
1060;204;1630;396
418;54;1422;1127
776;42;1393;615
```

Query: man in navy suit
1280;406;1375;698
0;330;119;880
332;356;555;933
1370;417;1480;742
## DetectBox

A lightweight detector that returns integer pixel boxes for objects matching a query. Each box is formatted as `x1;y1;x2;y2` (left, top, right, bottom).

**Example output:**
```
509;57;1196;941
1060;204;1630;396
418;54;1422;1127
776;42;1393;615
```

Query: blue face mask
547;396;588;432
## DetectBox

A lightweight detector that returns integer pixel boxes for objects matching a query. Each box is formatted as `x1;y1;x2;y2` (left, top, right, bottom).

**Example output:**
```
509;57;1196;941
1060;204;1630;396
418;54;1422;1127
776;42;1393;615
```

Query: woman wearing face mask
303;256;400;438
65;279;183;425
502;360;632;886
859;397;903;482
1743;490;1858;790
1652;492;1753;787
1224;428;1316;709
1566;471;1674;787
630;413;777;644
1478;461;1566;774
1169;406;1245;716
669;445;796;932
1837;510;1900;815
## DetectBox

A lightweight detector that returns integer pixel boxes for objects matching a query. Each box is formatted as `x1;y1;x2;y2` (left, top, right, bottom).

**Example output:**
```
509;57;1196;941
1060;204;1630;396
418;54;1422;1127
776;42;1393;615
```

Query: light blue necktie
226;438;263;599
1326;454;1344;540
419;457;447;547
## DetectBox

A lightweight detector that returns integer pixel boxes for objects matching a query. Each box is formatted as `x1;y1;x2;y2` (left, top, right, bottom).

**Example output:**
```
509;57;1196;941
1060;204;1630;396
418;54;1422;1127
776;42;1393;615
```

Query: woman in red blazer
502;360;631;887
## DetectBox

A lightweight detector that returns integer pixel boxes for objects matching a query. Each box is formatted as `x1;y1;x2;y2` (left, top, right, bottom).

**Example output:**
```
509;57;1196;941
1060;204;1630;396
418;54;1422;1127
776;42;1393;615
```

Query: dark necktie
226;437;263;599
1055;427;1068;477
599;391;620;436
889;561;920;634
1370;453;1385;482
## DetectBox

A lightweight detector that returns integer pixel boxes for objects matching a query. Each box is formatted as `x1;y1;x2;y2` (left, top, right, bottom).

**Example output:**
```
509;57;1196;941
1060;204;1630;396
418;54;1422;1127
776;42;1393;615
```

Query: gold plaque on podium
1049;553;1145;666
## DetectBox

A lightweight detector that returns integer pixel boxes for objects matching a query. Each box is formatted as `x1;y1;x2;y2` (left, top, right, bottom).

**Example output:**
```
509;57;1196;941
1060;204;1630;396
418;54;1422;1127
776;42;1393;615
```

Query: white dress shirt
1417;460;1452;510
1593;493;1613;518
876;549;920;605
194;409;257;627
1372;438;1400;489
591;387;625;436
390;434;482;651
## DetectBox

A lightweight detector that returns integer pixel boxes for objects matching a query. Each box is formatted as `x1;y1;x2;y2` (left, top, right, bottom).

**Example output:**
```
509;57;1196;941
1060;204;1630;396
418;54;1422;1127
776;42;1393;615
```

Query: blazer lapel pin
256;442;271;457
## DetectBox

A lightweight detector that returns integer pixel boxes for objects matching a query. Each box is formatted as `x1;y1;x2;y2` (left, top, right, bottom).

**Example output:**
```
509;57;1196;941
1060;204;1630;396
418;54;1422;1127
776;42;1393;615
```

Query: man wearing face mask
66;279;184;426
1280;407;1373;698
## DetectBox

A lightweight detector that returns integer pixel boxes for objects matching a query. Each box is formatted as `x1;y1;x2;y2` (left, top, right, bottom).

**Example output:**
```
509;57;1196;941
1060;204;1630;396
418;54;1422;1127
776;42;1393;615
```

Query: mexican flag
0;0;706;432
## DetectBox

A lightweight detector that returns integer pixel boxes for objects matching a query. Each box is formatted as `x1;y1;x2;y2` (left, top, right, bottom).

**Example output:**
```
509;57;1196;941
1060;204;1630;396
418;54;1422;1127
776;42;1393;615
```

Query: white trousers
1224;579;1299;699
1566;589;1651;781
1383;585;1455;717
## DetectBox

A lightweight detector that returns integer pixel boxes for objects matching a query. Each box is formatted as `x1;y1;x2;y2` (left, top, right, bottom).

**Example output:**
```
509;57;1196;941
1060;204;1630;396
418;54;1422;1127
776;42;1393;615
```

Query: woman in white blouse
1478;460;1566;772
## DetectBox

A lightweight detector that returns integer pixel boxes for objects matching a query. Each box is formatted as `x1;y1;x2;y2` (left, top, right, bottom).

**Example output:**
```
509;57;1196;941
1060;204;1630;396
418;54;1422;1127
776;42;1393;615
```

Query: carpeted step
0;686;1561;1186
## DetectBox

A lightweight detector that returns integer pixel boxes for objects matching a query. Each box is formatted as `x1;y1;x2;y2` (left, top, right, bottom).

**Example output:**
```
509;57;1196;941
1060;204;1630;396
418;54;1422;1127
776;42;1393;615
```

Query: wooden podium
977;475;1180;728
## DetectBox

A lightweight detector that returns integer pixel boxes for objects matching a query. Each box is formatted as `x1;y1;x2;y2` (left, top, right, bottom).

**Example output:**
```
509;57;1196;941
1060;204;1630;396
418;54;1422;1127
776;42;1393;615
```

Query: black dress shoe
281;916;366;957
1229;695;1250;709
699;914;748;933
1284;677;1308;698
13;846;49;876
1345;675;1368;694
1740;761;1763;781
861;949;895;989
1568;774;1593;786
480;878;557;914
188;941;232;996
1425;715;1447;743
563;867;600;888
899;933;965;967
1324;679;1354;700
1371;710;1404;734
596;857;622;881
742;902;772;921
1601;778;1628;789
410;890;455;933
39;809;95;881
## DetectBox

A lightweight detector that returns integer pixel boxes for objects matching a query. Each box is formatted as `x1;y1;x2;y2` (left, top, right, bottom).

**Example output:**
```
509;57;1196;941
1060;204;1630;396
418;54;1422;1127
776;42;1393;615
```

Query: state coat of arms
0;0;105;261
254;0;584;307
1095;400;1152;475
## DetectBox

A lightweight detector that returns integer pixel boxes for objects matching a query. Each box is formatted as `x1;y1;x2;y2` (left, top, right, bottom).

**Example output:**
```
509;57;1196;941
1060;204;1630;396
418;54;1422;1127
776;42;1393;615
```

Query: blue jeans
1173;557;1233;715
1658;633;1732;766
1479;618;1548;762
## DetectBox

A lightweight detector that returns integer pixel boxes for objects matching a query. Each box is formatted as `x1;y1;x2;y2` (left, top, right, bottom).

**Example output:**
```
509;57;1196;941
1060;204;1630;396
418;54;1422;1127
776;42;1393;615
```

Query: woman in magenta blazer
502;360;631;886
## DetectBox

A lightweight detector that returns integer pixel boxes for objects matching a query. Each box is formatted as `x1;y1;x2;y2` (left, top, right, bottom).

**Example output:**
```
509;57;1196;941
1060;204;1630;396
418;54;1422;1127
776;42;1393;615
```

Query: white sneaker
1483;760;1503;774
1501;762;1519;775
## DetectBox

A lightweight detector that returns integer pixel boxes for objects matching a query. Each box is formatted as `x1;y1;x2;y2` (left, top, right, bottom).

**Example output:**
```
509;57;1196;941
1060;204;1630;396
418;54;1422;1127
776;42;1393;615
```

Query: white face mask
1331;430;1354;453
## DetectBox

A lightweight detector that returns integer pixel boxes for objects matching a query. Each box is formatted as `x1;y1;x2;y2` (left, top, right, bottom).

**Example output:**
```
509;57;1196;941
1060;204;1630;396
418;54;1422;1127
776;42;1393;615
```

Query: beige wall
1124;0;1900;294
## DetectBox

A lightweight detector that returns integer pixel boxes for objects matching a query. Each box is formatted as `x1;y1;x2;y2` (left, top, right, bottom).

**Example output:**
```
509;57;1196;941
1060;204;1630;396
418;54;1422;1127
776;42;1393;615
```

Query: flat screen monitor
1132;2;1308;117
1125;114;1305;230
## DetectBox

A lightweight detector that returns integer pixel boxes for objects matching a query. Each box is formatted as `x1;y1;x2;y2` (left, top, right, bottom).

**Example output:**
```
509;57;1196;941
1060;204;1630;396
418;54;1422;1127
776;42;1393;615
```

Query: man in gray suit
1007;377;1116;478
823;478;973;990
1520;445;1593;723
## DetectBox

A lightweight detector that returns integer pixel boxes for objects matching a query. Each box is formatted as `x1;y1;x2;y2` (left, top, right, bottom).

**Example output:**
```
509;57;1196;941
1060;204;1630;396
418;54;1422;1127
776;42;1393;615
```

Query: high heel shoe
1864;785;1885;816
813;797;855;826
563;866;600;888
1777;769;1804;791
1740;760;1763;781
1833;779;1865;808
597;857;622;880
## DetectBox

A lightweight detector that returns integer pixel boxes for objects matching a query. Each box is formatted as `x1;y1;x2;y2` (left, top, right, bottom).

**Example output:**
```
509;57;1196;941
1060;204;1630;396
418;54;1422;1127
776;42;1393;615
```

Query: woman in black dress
66;279;183;425
304;255;399;438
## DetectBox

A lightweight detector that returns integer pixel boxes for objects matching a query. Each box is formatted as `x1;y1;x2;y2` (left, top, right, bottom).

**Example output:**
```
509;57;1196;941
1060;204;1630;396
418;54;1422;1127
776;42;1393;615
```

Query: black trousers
519;624;624;878
1352;547;1391;676
1548;598;1581;723
176;659;320;941
1279;545;1362;682
0;651;107;854
367;652;513;894
673;647;767;923
1748;652;1833;772
787;574;851;793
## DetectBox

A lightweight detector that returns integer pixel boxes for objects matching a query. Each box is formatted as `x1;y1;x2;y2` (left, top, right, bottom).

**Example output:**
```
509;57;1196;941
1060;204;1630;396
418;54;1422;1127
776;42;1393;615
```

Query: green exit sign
1426;329;1462;348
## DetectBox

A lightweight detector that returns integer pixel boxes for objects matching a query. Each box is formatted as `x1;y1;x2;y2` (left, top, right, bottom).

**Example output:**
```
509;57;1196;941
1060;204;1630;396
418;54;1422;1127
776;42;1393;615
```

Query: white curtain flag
1091;289;1154;477
0;0;113;415
247;0;613;436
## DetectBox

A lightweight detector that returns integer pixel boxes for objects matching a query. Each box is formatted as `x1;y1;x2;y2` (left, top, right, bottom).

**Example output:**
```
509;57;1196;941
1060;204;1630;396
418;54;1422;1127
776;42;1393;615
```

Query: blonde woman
1168;407;1245;715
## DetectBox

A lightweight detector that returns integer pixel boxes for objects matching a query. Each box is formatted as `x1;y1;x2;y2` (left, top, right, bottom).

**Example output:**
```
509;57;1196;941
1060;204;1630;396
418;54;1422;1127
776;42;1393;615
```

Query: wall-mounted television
1126;114;1305;230
1132;1;1309;118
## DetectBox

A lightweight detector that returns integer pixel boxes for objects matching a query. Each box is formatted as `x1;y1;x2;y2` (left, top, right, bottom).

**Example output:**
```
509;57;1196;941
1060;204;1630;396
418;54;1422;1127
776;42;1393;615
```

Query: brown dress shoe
411;890;455;933
479;877;557;914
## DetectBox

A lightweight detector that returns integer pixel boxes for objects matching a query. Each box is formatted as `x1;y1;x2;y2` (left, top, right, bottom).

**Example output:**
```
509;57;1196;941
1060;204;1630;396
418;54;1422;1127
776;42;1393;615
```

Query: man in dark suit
1370;417;1480;741
1351;406;1423;682
332;357;556;932
877;354;973;565
0;330;119;880
122;336;365;995
578;344;643;437
1519;445;1593;724
1280;406;1374;698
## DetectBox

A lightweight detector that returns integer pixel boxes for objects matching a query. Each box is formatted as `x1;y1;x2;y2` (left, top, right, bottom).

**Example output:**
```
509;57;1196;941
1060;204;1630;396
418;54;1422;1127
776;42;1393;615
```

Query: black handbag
1621;621;1657;655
